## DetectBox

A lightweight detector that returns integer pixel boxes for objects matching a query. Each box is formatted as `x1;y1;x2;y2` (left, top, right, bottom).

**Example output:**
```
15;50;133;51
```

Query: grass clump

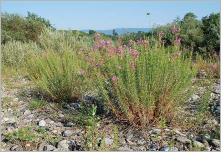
93;42;196;127
26;50;91;102
28;99;47;110
4;127;37;142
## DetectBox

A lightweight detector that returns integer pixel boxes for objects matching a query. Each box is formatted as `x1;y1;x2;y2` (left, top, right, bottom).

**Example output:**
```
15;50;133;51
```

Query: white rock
24;110;31;115
57;140;70;151
191;94;200;101
193;140;205;148
38;120;46;127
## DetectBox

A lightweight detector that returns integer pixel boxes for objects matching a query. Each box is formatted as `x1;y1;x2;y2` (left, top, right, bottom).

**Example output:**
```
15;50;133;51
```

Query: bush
26;50;91;102
93;43;196;127
1;41;39;68
38;28;93;52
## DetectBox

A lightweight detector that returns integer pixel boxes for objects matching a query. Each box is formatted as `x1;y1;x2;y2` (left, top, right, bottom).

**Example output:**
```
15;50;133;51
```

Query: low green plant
26;50;91;102
28;99;47;110
194;86;212;125
4;127;37;142
112;126;120;151
84;105;99;150
94;45;196;127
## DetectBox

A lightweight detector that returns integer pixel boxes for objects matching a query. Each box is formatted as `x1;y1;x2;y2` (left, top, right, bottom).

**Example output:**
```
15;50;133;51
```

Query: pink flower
129;48;139;59
115;46;124;56
171;25;180;34
174;36;181;45
158;31;164;38
111;75;118;82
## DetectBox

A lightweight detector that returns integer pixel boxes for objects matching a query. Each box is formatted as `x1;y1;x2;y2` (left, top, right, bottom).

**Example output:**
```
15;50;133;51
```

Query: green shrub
38;28;92;53
26;50;91;102
94;45;196;127
1;41;39;68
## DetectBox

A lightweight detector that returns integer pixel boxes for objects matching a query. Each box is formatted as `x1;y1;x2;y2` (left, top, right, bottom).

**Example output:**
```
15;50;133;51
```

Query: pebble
58;113;64;118
105;137;113;145
193;140;205;149
43;145;56;151
69;103;81;110
191;94;200;101
23;110;31;115
149;143;158;151
151;128;161;134
64;122;74;127
38;120;46;127
119;145;132;151
57;140;70;151
62;130;73;137
176;136;191;144
160;146;179;151
10;145;23;151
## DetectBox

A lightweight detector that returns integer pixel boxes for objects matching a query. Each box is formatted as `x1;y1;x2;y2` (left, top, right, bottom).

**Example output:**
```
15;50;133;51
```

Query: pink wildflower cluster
93;33;113;50
171;25;180;34
129;48;139;59
174;36;181;45
136;39;149;47
111;75;118;83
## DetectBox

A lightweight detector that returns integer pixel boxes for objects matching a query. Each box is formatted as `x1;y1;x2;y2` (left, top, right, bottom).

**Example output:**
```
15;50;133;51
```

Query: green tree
179;12;204;52
1;12;54;44
201;13;220;55
89;30;96;35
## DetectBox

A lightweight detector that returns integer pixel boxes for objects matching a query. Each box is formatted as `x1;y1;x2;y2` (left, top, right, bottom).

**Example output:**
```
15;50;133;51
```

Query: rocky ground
1;76;220;151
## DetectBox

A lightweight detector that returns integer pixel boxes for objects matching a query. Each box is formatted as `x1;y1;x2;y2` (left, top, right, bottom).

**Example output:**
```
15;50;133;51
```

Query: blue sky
1;0;220;30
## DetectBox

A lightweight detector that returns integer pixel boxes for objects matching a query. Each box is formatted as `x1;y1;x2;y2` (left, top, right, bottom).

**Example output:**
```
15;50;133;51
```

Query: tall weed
93;43;196;127
26;50;91;102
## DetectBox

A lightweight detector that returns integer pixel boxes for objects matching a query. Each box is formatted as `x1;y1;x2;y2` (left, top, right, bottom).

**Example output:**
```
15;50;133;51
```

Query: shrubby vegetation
1;12;54;44
1;12;219;129
121;12;220;57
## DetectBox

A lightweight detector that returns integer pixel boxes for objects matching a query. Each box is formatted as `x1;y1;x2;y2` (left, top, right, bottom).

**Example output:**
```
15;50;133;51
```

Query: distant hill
81;28;152;35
